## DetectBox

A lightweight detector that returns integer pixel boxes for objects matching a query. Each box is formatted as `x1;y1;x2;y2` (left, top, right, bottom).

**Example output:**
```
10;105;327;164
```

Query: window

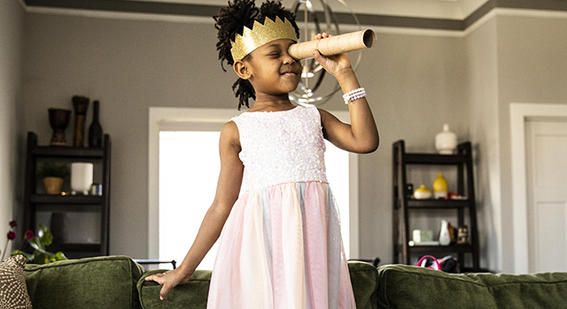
149;107;358;270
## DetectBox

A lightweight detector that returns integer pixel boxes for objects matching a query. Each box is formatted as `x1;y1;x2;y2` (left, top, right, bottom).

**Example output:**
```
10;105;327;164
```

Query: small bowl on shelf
413;185;432;199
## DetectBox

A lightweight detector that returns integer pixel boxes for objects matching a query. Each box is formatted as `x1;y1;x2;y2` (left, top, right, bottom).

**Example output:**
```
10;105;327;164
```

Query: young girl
145;0;379;307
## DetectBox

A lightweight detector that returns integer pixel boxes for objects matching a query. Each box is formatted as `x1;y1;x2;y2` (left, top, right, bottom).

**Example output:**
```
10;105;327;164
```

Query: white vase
435;124;457;154
439;220;451;245
71;162;93;195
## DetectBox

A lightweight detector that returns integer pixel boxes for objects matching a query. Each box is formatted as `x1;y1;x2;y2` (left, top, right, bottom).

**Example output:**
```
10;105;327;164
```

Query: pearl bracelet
342;87;366;104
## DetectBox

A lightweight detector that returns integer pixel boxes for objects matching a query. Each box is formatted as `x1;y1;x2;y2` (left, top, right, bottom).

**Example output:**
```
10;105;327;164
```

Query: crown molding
17;0;27;10
22;0;567;32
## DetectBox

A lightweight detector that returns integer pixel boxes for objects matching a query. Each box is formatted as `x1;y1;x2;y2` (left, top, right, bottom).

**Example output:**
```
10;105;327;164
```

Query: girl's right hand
144;267;193;300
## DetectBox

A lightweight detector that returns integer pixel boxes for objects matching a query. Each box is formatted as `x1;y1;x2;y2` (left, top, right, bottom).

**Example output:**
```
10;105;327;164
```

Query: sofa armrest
137;269;211;309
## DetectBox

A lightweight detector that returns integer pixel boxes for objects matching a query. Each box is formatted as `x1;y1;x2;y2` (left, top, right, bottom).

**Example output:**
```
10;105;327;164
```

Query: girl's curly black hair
214;0;300;110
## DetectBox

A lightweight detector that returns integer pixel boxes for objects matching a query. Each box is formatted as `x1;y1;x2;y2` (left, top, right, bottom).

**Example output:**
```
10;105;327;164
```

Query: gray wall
496;14;567;272
0;3;556;277
362;32;468;263
463;13;567;273
464;18;502;271
20;9;567;272
0;0;25;249
22;15;232;258
21;13;468;262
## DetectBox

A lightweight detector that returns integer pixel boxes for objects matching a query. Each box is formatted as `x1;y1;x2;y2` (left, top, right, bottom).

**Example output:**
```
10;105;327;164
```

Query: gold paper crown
231;16;298;62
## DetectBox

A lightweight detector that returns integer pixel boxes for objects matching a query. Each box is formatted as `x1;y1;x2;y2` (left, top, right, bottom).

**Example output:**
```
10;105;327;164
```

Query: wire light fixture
286;0;364;105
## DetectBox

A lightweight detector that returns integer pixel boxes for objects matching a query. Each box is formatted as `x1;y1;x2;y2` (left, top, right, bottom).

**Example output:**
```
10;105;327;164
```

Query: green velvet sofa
23;255;567;308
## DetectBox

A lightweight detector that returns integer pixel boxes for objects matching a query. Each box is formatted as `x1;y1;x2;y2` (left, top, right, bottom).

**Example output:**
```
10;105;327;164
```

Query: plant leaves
15;225;67;264
11;250;33;262
38;224;53;247
52;251;66;261
32;252;49;264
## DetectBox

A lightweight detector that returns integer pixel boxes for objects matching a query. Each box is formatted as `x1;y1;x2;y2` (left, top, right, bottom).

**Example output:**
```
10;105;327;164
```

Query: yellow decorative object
413;185;432;199
433;172;448;199
231;16;298;62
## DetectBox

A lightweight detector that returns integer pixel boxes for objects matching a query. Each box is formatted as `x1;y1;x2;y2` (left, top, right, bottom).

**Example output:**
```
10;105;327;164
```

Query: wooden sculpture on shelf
72;95;89;147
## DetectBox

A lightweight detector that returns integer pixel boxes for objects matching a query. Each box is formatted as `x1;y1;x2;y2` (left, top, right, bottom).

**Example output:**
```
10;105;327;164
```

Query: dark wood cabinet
23;132;111;258
392;140;480;272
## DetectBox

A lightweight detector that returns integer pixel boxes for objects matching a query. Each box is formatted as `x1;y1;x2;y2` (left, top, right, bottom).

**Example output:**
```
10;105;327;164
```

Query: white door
526;118;567;273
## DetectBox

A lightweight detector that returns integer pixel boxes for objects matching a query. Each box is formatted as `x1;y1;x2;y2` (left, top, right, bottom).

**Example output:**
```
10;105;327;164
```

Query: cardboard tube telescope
288;28;376;60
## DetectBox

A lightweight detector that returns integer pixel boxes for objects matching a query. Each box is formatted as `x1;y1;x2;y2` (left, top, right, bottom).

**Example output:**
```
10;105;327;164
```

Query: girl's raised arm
311;33;379;154
144;120;244;300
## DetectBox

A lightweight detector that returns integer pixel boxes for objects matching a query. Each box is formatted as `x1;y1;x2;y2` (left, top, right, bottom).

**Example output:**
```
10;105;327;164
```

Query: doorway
511;103;567;273
526;118;567;272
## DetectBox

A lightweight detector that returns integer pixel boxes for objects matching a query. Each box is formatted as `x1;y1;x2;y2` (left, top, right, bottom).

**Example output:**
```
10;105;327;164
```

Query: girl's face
238;39;303;96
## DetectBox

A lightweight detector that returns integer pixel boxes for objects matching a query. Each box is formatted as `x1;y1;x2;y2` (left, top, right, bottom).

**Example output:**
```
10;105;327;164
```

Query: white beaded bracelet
342;87;366;104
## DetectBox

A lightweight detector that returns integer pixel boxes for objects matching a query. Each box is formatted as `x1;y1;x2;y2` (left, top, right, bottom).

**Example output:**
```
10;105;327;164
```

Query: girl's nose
282;53;295;65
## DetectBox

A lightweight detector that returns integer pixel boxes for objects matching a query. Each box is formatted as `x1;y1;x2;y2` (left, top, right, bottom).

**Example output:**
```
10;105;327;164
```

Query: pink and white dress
207;104;356;309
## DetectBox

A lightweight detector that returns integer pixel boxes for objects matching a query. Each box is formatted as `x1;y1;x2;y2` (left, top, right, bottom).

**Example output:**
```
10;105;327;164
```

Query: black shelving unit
23;132;111;258
393;140;480;272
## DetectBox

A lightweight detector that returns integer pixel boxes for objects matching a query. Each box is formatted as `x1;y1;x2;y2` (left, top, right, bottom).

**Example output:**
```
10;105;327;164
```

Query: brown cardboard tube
288;28;376;60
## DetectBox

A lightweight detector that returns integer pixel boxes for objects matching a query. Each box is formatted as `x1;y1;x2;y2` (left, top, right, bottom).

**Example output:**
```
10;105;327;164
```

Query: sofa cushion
138;261;378;309
24;255;144;309
0;255;32;309
377;264;567;309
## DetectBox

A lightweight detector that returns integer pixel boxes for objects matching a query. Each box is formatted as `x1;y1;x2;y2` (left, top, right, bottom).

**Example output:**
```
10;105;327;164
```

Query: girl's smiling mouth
280;68;300;77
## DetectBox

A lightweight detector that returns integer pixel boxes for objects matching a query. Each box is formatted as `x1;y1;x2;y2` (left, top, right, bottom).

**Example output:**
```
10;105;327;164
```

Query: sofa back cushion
348;261;378;309
138;261;378;309
377;264;567;309
24;255;144;309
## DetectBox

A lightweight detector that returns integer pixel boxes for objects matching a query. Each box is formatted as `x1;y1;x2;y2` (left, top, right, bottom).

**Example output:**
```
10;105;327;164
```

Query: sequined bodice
230;104;327;192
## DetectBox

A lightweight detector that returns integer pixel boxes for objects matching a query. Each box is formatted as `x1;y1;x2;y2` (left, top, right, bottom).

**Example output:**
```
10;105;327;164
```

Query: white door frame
510;102;567;273
148;107;359;260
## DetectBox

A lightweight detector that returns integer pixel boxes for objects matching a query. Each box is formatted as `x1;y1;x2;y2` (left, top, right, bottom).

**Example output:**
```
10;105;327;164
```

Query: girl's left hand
312;32;353;77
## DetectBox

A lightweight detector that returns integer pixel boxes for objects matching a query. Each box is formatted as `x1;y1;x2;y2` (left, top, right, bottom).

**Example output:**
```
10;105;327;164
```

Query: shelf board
51;243;101;253
404;153;466;165
401;244;473;253
32;146;104;159
31;194;104;205
35;204;100;213
406;198;471;209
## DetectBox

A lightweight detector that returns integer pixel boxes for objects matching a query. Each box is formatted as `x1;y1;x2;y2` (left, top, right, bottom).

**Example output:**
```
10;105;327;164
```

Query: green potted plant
11;224;67;264
37;161;69;195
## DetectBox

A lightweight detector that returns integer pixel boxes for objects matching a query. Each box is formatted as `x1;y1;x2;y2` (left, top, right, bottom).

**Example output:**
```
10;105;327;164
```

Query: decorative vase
413;185;432;199
88;100;103;148
72;95;90;147
439;220;451;245
435;124;457;154
50;212;68;243
71;162;93;195
48;108;71;146
433;172;448;199
43;177;64;195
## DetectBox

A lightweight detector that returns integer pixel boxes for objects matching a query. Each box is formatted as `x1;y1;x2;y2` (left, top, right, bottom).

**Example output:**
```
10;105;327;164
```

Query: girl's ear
233;61;251;80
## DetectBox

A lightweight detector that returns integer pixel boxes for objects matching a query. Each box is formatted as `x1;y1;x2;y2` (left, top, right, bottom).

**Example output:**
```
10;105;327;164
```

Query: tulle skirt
207;181;356;309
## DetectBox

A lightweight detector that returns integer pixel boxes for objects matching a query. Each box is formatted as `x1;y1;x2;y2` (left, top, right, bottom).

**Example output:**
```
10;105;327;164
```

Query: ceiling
130;0;490;20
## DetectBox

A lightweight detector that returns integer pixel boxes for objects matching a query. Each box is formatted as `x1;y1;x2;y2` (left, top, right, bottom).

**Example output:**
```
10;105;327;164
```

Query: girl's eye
269;53;280;57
